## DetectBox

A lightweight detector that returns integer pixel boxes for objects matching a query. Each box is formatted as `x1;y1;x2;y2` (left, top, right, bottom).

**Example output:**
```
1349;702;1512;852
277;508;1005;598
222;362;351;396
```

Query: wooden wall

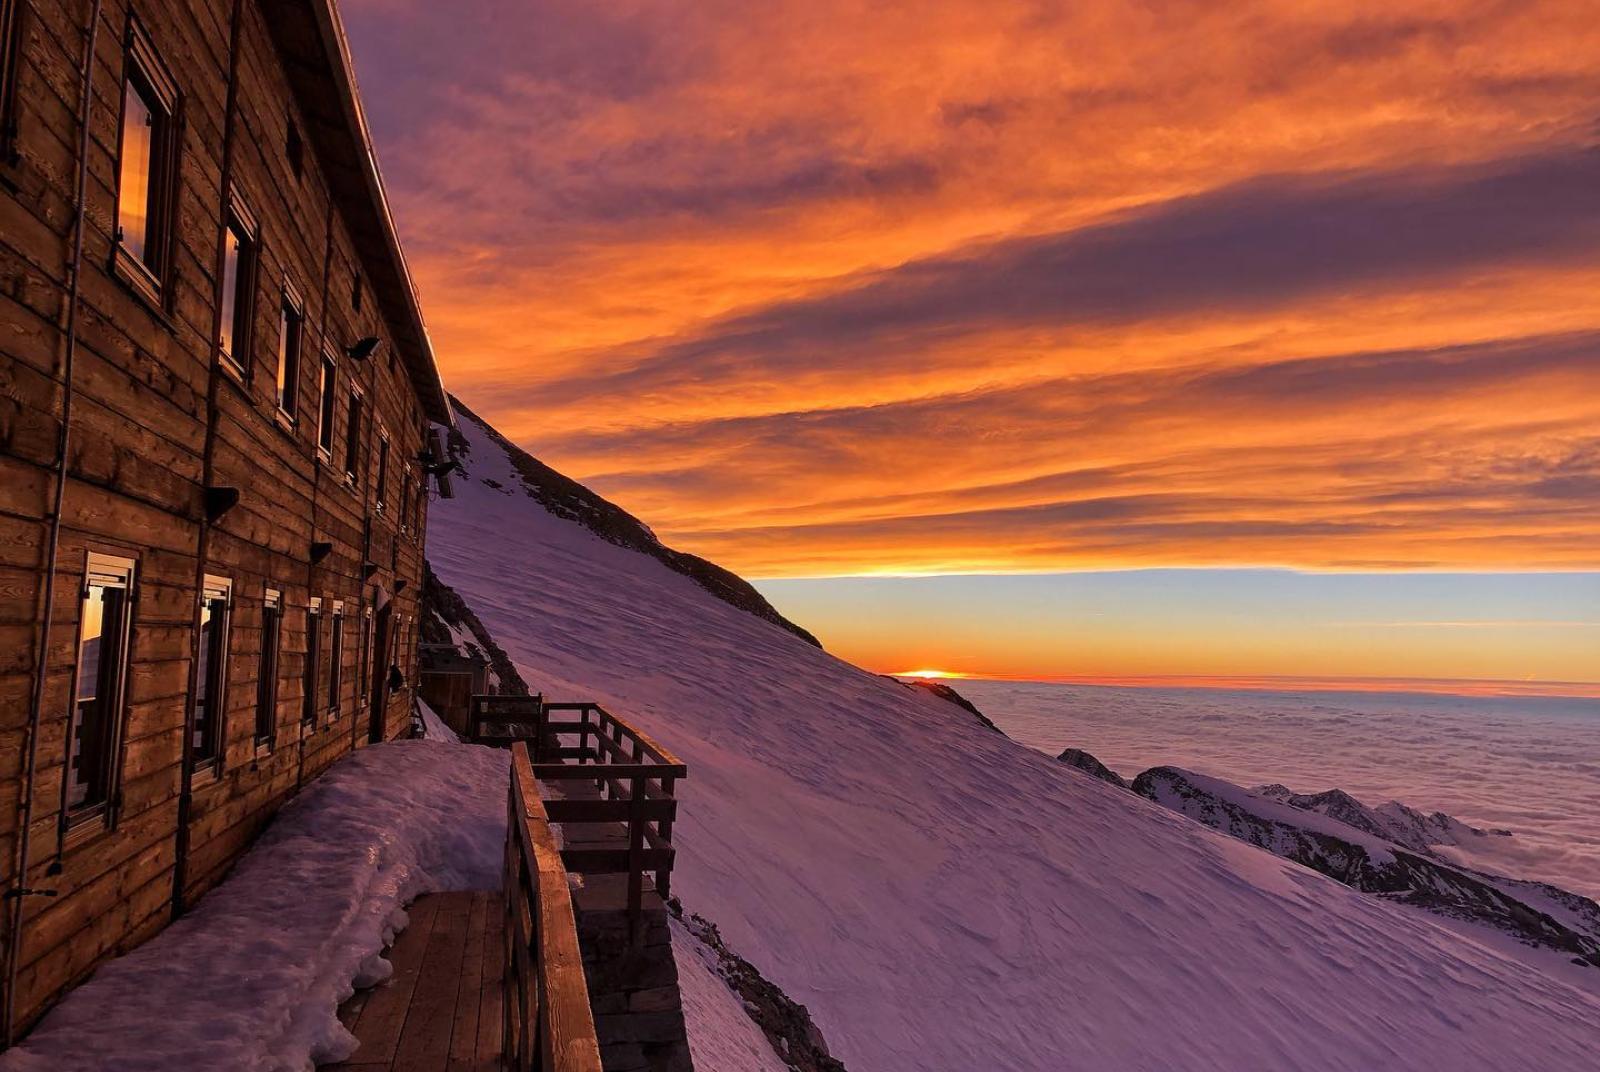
0;0;437;1034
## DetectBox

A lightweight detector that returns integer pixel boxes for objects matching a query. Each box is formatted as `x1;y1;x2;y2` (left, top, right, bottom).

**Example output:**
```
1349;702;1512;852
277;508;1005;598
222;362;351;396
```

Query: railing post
627;773;645;946
533;701;547;764
656;775;675;900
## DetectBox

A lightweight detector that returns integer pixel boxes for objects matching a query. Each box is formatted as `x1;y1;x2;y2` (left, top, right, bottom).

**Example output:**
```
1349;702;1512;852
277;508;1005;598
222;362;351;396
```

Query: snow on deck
428;410;1600;1072
0;739;507;1072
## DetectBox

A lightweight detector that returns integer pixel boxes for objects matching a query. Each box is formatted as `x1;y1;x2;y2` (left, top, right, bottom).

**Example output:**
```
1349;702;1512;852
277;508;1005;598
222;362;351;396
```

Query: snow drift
0;739;507;1072
429;403;1600;1071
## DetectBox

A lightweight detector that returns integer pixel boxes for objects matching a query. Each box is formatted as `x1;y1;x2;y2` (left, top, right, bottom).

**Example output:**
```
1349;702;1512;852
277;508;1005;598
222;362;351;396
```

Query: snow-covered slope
428;406;1600;1071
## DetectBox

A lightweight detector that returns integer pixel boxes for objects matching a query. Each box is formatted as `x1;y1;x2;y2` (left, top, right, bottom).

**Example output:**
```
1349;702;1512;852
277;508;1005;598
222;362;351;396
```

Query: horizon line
884;671;1600;700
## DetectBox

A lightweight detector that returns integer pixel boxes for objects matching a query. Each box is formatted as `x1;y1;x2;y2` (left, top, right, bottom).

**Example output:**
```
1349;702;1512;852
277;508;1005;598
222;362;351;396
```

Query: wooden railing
504;741;604;1072
474;696;687;936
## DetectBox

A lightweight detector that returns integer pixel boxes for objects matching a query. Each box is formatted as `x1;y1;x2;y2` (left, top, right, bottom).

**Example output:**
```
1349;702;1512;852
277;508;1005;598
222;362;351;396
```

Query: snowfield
427;409;1600;1071
0;738;507;1072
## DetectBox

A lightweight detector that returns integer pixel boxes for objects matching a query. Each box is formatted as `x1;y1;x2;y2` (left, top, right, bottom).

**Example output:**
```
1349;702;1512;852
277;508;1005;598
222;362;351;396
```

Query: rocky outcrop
1254;784;1512;855
892;678;1004;735
448;398;821;648
419;559;531;696
670;900;846;1072
1134;767;1600;968
1056;748;1128;788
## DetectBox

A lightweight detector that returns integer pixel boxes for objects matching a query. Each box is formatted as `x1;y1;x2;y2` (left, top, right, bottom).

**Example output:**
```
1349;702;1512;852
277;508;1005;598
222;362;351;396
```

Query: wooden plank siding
0;0;447;1041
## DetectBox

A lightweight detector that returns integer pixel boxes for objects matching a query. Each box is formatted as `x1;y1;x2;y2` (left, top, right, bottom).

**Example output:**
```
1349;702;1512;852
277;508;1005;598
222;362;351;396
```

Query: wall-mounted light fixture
345;336;381;362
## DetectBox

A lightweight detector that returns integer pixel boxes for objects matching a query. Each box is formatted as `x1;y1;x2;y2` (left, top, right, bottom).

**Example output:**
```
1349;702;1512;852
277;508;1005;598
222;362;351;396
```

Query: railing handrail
505;742;604;1072
477;694;685;943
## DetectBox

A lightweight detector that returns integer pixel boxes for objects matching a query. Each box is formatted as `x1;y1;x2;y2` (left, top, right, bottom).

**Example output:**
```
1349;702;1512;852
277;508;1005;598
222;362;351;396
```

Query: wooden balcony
328;696;690;1072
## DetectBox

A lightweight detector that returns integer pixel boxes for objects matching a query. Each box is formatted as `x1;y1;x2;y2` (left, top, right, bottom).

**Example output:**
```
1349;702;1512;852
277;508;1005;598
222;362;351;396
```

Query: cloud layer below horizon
346;2;1600;599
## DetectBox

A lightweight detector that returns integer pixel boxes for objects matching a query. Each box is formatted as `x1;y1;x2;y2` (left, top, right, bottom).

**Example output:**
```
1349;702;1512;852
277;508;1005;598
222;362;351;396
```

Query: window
285;118;303;180
114;23;179;302
327;602;344;721
399;470;412;534
66;554;136;821
344;390;363;482
1;0;22;160
358;607;372;702
255;588;282;745
275;289;303;419
375;434;389;510
303;598;321;725
192;576;232;770
317;353;336;456
217;194;258;375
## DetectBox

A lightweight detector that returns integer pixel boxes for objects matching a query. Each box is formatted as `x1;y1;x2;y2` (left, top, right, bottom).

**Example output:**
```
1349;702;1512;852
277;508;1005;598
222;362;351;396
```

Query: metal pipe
172;0;245;921
2;0;104;1048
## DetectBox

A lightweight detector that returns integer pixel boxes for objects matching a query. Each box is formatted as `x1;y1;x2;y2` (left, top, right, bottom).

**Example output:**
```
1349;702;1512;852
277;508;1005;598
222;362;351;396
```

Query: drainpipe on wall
172;0;245;921
1;0;103;1049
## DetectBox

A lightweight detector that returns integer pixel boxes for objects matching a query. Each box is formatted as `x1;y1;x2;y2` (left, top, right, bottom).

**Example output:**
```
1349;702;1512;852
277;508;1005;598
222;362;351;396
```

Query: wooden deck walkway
327;891;504;1072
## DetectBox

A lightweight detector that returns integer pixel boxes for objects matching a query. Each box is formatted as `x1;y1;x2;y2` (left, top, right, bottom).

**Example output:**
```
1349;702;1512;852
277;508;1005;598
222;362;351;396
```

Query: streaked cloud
346;0;1600;585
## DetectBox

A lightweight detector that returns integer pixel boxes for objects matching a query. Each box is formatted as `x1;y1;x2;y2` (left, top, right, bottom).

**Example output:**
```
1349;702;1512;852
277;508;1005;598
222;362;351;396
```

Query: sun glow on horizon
894;669;968;680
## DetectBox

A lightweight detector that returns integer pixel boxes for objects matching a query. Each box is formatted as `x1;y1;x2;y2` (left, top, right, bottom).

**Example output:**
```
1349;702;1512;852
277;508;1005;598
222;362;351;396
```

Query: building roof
263;0;453;425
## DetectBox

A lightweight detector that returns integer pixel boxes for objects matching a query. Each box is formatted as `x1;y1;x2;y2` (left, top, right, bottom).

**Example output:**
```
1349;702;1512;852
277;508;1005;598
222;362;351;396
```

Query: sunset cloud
346;0;1600;581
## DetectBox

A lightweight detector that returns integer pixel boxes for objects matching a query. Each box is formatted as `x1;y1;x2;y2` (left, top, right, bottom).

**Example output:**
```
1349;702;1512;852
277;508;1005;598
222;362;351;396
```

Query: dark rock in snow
448;397;822;649
1056;748;1128;788
1135;766;1600;969
893;678;1005;735
419;560;531;696
669;899;847;1072
1254;784;1512;855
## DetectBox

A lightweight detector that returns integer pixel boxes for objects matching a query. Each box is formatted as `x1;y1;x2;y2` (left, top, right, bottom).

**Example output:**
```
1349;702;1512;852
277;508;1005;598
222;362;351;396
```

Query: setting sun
894;669;967;680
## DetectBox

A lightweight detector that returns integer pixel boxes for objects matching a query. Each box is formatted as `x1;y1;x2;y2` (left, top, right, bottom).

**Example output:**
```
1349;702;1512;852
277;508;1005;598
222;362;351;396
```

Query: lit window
317;354;336;456
328;603;344;721
276;291;303;419
303;597;322;725
67;554;136;820
344;390;363;481
192;576;233;769
217;197;258;374
114;25;178;300
256;588;282;745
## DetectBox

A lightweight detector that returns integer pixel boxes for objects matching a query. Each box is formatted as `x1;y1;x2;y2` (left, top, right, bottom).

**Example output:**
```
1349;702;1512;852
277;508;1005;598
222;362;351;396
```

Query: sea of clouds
960;679;1600;900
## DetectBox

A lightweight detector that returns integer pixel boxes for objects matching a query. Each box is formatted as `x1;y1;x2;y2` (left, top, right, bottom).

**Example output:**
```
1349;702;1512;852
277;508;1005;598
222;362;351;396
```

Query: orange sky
345;2;1600;681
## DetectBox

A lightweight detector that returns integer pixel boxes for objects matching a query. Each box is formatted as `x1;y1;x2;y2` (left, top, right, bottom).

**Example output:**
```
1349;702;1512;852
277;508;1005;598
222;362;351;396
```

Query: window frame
216;187;259;379
191;574;233;773
343;386;364;484
0;0;23;162
374;431;390;512
111;18;180;308
316;351;337;459
255;587;282;748
358;605;372;703
327;601;344;723
303;597;322;726
63;552;138;830
275;284;304;422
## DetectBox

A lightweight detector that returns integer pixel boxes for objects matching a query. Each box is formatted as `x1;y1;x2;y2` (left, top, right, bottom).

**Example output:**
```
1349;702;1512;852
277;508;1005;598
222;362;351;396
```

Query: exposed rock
448;398;821;648
669;899;846;1072
1135;767;1600;968
419;559;531;696
1056;748;1128;788
1254;784;1512;855
890;678;1004;735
